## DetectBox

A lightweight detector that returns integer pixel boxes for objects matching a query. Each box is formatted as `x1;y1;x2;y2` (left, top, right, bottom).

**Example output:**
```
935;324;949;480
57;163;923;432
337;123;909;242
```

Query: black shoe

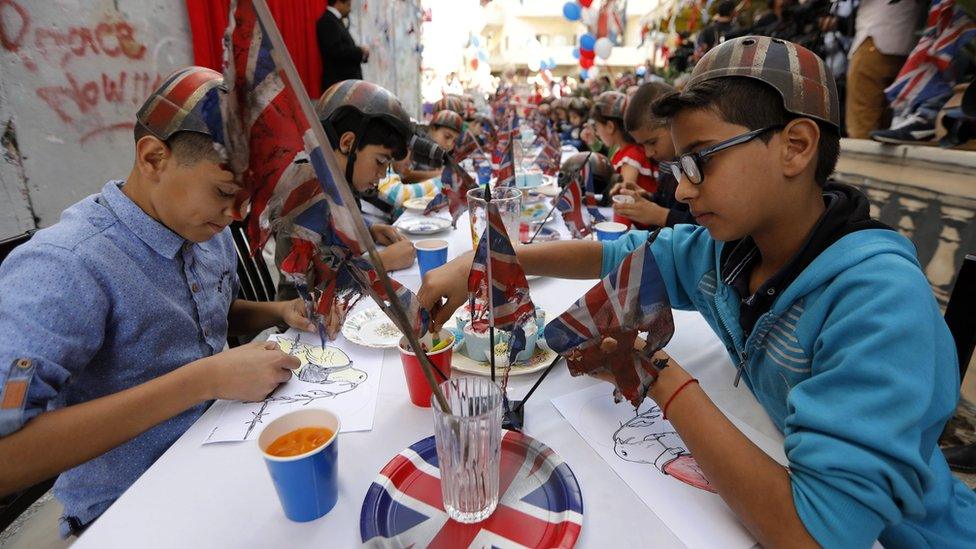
870;115;937;145
944;442;976;473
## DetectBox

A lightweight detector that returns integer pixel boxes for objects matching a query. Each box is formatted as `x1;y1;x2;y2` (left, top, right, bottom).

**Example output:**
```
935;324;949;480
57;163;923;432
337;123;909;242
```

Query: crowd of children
0;25;973;548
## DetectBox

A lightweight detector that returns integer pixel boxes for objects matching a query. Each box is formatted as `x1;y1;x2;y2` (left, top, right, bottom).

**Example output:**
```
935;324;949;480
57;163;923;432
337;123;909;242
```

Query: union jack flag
885;0;976;115
360;431;583;548
215;0;428;337
556;172;590;239
468;197;536;368
544;231;674;407
454;129;481;163
534;121;562;177
581;161;606;223
424;158;476;226
493;118;517;188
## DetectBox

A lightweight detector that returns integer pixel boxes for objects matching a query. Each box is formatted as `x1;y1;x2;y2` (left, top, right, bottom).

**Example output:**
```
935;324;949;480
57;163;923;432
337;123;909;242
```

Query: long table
74;210;781;548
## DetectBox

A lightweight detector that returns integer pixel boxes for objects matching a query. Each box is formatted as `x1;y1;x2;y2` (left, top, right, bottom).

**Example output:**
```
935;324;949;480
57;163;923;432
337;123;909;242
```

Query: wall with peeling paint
0;0;193;235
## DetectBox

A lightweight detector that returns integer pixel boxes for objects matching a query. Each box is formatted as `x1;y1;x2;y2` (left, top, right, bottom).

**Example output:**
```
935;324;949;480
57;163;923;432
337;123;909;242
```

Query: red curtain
186;0;329;98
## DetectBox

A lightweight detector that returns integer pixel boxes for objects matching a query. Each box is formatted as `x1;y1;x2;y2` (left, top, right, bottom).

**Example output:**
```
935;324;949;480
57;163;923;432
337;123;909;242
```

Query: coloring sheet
552;383;787;549
203;329;384;444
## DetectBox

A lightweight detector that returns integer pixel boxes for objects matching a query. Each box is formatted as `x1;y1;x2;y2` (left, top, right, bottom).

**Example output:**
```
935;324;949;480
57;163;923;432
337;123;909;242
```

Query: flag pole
249;0;449;411
483;181;496;385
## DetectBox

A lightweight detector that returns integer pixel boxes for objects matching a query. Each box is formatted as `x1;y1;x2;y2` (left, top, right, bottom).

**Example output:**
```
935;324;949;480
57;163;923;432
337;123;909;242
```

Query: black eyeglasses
666;125;783;185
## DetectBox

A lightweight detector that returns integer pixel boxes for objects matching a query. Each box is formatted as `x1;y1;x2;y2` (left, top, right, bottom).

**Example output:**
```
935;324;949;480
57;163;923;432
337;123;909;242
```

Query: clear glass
467;187;522;249
431;377;503;523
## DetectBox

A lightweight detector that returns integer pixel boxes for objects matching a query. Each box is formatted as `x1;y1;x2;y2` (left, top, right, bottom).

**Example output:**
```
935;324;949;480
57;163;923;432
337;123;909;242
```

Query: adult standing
844;0;923;138
317;0;369;94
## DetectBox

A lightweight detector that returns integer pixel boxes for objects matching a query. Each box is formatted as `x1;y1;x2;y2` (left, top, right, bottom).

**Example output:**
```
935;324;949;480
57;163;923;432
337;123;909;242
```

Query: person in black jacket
317;0;369;93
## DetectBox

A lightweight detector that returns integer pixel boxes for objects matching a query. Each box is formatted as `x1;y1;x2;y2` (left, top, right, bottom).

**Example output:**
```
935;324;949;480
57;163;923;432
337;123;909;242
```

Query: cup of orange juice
258;408;340;521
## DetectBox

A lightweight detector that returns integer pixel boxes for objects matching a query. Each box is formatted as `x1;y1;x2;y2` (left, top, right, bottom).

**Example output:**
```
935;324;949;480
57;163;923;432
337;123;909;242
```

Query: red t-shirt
612;143;657;194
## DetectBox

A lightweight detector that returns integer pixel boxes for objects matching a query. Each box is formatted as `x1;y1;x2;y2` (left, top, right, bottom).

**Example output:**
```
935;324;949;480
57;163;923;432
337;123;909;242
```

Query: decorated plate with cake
445;304;553;376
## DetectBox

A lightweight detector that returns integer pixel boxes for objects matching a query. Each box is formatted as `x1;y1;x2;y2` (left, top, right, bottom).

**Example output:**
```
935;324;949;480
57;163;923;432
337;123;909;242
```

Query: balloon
548;57;556;69
636;65;647;77
471;36;480;48
562;2;581;21
594;37;613;60
587;65;600;78
581;7;598;28
470;58;479;70
579;0;593;6
572;47;581;59
579;33;596;50
528;58;541;72
580;56;594;69
580;69;589;80
478;50;488;62
580;48;595;59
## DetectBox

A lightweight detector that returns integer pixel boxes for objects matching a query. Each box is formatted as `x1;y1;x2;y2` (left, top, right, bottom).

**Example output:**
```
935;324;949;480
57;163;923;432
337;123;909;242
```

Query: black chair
227;220;278;348
230;220;276;303
0;229;57;533
945;254;976;382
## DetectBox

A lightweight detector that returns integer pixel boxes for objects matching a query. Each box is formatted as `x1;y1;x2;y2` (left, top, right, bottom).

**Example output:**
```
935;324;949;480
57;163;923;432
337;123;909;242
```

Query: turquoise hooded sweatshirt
603;225;976;548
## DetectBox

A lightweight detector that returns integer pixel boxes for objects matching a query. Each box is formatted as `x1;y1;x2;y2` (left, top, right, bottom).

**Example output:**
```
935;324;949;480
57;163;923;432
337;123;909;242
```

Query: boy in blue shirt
418;37;976;547
0;67;328;535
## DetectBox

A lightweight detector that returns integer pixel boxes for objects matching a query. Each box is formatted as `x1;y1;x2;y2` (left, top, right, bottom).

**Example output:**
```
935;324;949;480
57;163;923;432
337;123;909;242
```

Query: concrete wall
0;0;194;235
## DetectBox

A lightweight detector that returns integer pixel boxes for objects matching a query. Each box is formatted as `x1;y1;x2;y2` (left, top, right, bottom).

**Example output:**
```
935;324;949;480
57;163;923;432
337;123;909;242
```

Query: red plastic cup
398;330;454;407
612;194;634;228
612;212;632;228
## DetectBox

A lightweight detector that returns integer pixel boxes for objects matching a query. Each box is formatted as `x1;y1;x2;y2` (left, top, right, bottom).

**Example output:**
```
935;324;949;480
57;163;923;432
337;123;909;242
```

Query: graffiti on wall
0;0;166;144
350;0;424;117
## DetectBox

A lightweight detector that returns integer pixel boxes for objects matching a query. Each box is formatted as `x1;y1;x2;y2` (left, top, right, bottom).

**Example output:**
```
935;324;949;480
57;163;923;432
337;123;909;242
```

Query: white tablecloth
74;212;781;549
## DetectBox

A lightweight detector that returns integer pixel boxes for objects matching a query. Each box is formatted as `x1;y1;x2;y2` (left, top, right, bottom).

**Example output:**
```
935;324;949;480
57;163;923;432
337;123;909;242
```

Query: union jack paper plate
360;430;583;548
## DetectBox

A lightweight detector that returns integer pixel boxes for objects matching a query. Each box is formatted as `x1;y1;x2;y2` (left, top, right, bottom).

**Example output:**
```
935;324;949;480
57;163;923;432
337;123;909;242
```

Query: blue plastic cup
258;408;340;522
416;239;449;278
595;221;628;242
477;163;492;185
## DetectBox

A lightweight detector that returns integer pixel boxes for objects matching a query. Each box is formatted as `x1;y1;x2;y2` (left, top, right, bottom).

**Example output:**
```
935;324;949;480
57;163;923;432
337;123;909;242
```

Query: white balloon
594;37;614;60
528;58;541;72
588;65;600;78
581;7;598;28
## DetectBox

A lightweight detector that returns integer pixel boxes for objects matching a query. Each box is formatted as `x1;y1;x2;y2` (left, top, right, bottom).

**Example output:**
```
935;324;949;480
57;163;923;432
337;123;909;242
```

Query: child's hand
370;223;405;246
613;190;669;227
417;252;473;332
201;340;301;402
379;239;416;271
279;298;317;332
608;180;641;197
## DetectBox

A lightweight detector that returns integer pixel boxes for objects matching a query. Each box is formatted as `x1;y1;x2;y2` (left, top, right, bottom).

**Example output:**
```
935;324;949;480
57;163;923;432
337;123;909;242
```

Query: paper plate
403;197;432;213
342;307;401;348
361;430;583;548
395;216;452;235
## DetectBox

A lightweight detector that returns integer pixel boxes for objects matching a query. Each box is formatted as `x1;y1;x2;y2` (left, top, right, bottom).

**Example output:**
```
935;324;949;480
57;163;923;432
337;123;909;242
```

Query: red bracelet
662;378;699;420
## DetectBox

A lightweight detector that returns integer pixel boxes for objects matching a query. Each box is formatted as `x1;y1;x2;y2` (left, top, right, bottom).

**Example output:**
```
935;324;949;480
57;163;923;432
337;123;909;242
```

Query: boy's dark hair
716;0;735;17
326;109;408;159
653;77;839;186
133;125;222;166
590;109;634;143
624;81;675;133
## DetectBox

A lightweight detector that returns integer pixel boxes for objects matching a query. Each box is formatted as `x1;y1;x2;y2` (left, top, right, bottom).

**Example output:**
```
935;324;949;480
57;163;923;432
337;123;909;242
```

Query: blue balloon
477;50;488;62
548;57;556;68
572;47;581;59
580;33;596;50
562;2;581;21
580;69;589;80
636;65;647;77
471;36;480;48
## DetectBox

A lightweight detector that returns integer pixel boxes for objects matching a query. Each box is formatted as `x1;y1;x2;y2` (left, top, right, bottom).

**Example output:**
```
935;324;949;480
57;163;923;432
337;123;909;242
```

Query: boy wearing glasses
419;36;976;547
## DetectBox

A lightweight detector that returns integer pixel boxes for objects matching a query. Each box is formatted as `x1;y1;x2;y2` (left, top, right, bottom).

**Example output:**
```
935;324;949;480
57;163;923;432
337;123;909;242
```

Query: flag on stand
544;232;674;407
467;199;536;373
424;158;476;226
555;173;590;239
215;0;428;338
454;129;481;163
534;122;561;177
581;161;606;223
493;116;517;188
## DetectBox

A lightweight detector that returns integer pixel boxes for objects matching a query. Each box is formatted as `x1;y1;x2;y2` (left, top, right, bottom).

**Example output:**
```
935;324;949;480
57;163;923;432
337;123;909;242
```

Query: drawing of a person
613;405;716;493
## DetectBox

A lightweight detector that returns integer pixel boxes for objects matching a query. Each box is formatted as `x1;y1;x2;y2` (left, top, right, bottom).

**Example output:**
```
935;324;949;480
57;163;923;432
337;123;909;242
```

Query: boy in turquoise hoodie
418;36;976;547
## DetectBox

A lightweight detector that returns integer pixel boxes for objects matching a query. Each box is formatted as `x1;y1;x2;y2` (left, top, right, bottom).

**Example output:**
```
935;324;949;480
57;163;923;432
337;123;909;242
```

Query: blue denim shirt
0;180;238;536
